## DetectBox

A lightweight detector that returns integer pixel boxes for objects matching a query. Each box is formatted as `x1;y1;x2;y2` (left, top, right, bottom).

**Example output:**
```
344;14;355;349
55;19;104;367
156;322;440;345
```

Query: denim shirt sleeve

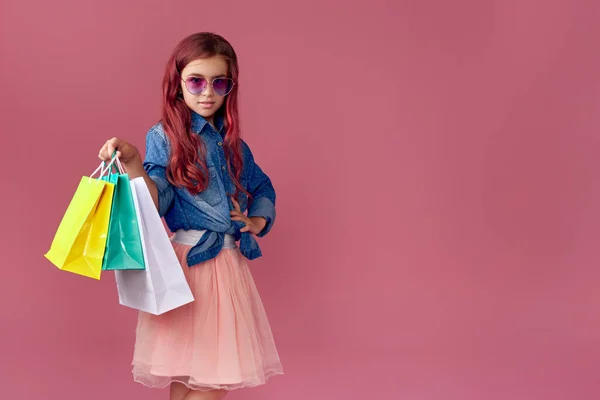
242;140;277;237
143;125;175;217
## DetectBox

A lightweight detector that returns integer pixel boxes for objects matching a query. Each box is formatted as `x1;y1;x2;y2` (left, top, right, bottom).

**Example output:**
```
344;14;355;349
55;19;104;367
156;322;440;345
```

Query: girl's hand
98;137;141;165
230;197;267;235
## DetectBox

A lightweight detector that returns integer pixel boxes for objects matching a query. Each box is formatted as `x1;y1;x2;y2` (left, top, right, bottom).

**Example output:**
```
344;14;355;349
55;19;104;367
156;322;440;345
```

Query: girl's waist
171;229;237;249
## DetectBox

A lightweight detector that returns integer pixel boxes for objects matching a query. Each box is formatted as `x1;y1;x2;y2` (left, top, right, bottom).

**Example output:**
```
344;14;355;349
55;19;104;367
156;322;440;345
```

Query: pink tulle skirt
131;240;283;391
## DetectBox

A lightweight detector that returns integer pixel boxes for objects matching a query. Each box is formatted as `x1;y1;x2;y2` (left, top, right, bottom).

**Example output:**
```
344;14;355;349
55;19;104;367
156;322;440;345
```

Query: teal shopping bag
100;156;145;270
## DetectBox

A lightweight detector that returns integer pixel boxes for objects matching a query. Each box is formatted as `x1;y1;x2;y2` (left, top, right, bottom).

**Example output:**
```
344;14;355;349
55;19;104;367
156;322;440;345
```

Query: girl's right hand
98;137;140;165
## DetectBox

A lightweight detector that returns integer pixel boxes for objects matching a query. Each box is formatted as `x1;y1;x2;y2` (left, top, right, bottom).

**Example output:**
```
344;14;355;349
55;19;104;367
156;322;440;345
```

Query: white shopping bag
114;177;194;315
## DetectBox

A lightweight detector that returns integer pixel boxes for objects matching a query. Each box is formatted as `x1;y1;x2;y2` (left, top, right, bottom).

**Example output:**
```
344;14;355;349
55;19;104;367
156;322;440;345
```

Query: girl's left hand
230;197;267;235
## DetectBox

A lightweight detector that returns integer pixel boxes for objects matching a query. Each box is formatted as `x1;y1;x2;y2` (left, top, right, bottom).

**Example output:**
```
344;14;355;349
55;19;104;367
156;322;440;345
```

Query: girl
98;32;283;400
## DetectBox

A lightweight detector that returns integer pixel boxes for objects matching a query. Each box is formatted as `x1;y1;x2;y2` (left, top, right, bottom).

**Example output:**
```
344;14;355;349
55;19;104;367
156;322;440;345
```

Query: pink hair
160;32;247;198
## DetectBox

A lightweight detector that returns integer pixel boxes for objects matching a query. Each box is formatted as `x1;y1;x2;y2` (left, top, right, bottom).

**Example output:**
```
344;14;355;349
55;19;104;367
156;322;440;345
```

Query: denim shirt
143;112;276;266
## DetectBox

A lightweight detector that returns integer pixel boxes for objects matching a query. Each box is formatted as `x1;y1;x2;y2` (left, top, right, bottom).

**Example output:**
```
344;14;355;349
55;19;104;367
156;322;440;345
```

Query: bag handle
100;151;126;177
89;154;118;182
101;155;118;177
114;154;125;174
104;152;126;175
89;162;105;180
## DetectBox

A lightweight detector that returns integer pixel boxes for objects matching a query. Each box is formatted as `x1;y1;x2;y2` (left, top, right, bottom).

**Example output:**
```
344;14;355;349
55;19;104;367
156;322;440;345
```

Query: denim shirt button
221;165;226;171
217;141;223;147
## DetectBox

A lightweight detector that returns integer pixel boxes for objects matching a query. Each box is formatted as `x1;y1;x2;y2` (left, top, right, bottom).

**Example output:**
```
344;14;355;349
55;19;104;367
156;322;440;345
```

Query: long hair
161;32;247;198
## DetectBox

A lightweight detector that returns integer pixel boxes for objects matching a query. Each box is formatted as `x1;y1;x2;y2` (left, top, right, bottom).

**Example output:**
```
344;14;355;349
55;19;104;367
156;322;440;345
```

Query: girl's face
180;56;231;125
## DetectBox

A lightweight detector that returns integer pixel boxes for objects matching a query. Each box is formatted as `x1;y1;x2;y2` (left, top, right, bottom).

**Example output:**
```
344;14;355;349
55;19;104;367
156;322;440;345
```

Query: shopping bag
114;177;194;315
44;162;115;280
100;156;145;271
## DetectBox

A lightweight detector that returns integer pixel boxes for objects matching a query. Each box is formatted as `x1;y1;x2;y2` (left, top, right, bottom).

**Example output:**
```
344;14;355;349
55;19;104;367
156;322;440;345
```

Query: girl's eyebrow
185;73;228;79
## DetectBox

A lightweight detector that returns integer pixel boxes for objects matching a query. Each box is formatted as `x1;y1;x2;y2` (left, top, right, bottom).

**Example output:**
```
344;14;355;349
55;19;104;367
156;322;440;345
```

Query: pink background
1;0;600;399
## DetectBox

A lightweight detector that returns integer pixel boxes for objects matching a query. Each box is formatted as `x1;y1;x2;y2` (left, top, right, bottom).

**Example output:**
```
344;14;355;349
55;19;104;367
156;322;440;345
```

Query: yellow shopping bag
44;162;116;280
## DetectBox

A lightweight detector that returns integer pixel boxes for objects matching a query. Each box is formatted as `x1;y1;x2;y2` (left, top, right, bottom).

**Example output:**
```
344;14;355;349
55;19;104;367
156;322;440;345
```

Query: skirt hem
132;366;283;391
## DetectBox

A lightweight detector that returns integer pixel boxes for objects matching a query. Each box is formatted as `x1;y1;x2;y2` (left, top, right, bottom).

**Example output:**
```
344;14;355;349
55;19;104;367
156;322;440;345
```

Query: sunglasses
182;76;235;96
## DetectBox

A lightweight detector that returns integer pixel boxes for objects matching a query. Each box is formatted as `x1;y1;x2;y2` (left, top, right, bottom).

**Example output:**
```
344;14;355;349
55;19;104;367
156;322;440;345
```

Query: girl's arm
139;126;175;216
242;141;277;237
100;126;174;215
122;156;160;211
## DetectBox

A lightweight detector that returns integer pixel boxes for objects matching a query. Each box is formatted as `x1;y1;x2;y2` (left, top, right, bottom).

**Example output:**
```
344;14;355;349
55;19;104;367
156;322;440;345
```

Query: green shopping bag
100;155;145;270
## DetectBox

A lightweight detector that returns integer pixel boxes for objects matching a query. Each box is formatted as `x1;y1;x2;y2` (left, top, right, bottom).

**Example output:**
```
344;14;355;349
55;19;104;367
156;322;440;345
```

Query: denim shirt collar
191;111;225;135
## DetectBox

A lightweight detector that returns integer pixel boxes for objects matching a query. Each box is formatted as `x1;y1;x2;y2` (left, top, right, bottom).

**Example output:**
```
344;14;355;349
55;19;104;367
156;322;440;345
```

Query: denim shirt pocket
193;164;223;206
